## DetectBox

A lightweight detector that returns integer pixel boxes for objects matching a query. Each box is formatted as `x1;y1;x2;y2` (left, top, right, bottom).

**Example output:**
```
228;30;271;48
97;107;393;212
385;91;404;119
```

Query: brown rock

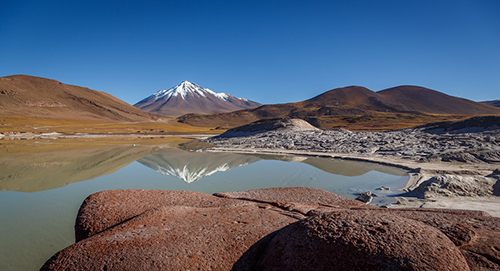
75;189;246;241
257;210;470;271
43;191;298;271
215;187;370;215
372;208;500;270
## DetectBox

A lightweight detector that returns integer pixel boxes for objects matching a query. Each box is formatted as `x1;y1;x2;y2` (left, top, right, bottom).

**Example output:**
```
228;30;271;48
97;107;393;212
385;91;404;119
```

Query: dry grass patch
0;117;220;135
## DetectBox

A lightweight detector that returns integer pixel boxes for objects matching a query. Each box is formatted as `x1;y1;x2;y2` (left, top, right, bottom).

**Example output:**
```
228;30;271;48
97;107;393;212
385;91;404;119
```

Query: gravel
207;127;500;164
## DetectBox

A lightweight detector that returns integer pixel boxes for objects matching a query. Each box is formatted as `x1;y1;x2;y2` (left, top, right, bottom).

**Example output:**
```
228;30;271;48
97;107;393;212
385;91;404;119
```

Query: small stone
355;191;377;204
380;186;390;191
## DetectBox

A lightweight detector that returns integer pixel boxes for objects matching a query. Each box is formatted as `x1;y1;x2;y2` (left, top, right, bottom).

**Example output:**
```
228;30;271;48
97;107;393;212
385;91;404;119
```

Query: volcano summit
134;81;261;117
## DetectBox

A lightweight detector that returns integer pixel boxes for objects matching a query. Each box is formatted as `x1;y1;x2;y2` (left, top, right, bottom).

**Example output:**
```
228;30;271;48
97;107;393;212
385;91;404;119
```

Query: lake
0;139;408;270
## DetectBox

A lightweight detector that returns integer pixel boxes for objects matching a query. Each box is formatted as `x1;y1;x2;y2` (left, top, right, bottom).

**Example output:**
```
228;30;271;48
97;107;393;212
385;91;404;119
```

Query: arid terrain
0;75;218;135
178;85;500;130
2;75;500;135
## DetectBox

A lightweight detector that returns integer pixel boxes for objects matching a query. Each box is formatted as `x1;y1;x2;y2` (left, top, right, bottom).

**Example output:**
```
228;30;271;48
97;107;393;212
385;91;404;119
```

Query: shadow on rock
493;179;500;196
231;230;281;271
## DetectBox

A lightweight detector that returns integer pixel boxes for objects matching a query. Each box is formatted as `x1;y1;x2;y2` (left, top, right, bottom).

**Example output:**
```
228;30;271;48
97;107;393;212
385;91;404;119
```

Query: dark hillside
481;100;500;108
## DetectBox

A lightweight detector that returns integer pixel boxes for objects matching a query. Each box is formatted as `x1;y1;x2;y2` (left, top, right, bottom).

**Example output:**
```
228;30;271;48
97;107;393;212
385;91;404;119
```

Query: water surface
0;140;408;270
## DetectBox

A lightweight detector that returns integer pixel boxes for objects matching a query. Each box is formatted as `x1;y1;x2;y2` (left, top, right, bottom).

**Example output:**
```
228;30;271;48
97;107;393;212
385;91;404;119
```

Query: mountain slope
178;85;500;130
134;81;261;117
377;86;500;115
0;75;159;122
481;100;500;108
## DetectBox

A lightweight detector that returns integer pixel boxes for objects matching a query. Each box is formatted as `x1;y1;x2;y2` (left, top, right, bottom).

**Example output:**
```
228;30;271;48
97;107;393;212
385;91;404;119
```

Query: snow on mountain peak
134;80;262;117
150;81;231;101
156;163;231;183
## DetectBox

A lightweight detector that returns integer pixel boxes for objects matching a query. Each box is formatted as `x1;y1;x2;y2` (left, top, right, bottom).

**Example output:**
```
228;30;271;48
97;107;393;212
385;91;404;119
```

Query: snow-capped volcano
134;81;261;117
150;81;230;101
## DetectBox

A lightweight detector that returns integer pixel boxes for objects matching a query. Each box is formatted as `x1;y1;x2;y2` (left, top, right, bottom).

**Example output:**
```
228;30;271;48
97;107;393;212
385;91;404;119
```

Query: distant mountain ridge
178;85;500;130
2;75;497;132
481;100;500;108
134;81;261;117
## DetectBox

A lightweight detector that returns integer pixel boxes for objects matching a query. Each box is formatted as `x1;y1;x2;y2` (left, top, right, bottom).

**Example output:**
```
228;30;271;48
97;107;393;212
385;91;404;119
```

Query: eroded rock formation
41;188;500;270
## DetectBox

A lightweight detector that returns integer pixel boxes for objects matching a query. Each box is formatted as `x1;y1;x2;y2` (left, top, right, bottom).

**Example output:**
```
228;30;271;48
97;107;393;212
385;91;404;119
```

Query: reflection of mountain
249;154;408;177
137;149;262;183
0;145;158;192
1;143;408;192
302;157;407;177
138;150;407;184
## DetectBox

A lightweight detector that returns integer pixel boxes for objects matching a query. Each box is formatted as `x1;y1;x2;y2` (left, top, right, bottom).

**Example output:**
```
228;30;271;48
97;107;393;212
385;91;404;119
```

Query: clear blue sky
1;0;499;105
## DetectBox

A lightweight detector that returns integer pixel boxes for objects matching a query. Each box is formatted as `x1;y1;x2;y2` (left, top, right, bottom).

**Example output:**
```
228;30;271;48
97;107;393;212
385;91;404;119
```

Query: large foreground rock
258;210;469;270
41;188;500;270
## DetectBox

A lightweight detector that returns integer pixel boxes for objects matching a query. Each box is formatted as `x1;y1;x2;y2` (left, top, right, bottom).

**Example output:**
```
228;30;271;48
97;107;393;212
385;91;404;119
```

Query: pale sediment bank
205;118;500;217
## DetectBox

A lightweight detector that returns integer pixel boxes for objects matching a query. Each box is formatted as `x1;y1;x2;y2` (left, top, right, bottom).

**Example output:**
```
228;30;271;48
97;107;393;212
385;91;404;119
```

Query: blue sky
1;0;499;105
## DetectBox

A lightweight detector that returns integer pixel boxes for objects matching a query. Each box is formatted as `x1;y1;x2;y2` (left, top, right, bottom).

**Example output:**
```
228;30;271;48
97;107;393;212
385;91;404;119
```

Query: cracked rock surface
207;125;500;164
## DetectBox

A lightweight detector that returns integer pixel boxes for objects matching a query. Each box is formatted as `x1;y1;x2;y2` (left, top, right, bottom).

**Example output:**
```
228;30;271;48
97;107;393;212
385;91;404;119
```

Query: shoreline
0;132;214;140
205;146;500;217
2;129;499;217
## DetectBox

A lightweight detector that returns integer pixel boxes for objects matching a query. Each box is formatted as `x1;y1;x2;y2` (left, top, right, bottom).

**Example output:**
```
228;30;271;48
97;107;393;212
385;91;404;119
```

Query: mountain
481;100;500;108
0;75;159;122
134;81;261;117
178;85;500;130
377;86;500;115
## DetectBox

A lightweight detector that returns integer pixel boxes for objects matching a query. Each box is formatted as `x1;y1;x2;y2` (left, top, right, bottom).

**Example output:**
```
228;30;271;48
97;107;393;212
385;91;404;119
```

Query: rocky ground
206;117;500;216
41;188;500;270
208;117;500;164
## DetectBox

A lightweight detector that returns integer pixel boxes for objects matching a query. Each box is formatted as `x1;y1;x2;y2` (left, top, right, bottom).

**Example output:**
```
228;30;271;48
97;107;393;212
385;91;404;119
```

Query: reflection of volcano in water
137;149;262;183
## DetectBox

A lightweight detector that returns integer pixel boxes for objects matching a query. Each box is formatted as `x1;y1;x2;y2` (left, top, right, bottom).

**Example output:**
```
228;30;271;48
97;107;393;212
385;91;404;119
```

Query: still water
0;140;408;270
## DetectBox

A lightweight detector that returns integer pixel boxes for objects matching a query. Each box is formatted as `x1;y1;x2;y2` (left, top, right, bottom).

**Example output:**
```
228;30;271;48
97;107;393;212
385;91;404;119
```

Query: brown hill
302;86;410;113
377;86;500;115
0;75;159;122
178;85;500;131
